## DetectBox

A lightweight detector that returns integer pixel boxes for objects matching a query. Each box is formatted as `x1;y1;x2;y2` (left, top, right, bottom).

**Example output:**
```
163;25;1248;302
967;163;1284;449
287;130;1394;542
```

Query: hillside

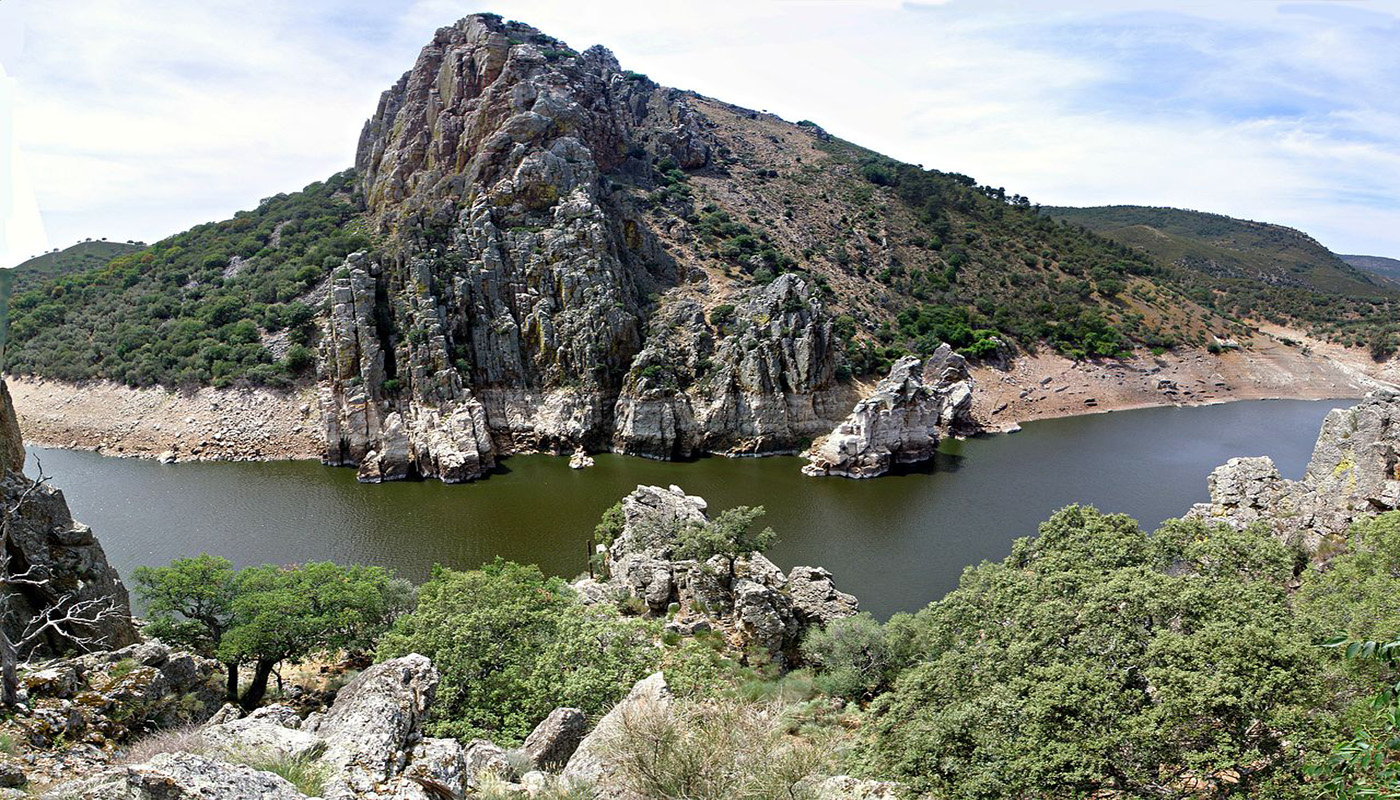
5;14;1397;479
1341;253;1400;285
1046;205;1400;349
11;239;142;279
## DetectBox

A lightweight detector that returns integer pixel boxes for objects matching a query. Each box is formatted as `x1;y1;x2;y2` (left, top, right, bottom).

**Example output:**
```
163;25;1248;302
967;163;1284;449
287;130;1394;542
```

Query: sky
1;0;1398;269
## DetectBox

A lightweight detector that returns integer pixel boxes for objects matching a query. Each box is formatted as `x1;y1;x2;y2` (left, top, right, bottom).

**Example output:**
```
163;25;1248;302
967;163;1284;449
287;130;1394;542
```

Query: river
25;398;1351;618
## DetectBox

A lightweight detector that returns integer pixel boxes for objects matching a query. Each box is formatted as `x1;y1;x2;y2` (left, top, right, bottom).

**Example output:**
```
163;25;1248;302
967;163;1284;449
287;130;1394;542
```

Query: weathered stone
43;752;311;800
523;707;587;769
562;672;671;788
318;654;438;800
803;347;976;478
202;703;322;760
462;738;512;785
786;566;859;627
1188;390;1400;551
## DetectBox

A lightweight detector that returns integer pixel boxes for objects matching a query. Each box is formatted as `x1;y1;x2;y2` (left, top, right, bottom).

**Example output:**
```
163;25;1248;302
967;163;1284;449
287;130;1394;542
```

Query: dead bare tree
0;457;126;706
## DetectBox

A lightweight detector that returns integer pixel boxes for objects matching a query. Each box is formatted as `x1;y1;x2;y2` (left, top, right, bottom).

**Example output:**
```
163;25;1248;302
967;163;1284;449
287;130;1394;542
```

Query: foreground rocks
47;655;451;800
1189;389;1400;551
0;379;138;655
580;485;858;664
803;347;975;478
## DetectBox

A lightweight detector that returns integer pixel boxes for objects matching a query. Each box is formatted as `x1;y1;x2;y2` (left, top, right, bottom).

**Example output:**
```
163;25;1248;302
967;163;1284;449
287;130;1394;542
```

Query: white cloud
0;0;1397;264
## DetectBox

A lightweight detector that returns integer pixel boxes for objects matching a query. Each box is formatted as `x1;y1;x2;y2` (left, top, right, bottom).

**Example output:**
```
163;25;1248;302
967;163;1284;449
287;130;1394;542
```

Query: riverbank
10;326;1397;463
970;325;1400;431
8;377;322;463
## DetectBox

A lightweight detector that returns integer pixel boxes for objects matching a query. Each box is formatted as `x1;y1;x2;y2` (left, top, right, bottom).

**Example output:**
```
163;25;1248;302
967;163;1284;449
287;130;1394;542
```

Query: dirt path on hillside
8;377;322;463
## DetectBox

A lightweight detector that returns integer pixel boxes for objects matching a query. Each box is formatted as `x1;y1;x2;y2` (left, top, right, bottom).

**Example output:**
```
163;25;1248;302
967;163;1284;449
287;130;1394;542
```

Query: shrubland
125;506;1400;797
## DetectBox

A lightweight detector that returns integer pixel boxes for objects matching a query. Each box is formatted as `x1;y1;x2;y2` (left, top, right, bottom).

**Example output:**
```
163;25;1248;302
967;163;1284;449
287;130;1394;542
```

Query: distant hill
1044;205;1398;345
13;240;143;278
1339;254;1400;286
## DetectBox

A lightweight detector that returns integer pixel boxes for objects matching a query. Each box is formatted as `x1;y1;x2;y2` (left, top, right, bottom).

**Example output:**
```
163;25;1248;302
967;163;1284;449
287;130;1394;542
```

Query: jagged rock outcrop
613;275;849;459
316;14;860;482
1188;389;1400;551
802;347;975;478
582;485;858;663
0;379;137;654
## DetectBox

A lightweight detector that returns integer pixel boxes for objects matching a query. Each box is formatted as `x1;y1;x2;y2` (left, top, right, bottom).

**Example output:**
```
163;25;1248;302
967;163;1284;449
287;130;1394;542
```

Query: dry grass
599;696;842;800
119;725;212;764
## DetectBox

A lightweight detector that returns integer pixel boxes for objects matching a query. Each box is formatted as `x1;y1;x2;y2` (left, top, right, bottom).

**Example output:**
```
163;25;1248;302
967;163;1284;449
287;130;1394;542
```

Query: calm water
26;398;1351;618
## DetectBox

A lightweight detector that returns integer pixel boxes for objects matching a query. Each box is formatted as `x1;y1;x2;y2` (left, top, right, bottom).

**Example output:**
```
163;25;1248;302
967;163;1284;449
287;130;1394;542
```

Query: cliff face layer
319;15;851;482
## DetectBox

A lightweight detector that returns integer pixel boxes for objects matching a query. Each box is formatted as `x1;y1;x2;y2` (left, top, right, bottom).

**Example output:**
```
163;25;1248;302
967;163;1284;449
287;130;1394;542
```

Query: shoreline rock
802;346;975;478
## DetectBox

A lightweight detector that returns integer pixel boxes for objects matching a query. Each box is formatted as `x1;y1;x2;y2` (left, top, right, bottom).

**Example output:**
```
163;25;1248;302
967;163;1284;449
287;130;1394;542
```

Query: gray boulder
523;707;587;769
43;752;311;800
562;672;671;789
318;653;438;799
1189;390;1400;551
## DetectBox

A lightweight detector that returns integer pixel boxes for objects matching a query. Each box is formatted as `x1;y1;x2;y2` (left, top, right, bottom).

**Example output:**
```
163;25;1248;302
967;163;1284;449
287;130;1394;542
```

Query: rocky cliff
0;380;137;655
802;346;975;477
1189;389;1400;551
317;14;855;482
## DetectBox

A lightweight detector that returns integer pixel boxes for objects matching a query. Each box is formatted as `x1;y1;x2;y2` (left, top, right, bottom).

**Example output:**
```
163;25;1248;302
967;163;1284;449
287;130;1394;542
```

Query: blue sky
1;0;1398;268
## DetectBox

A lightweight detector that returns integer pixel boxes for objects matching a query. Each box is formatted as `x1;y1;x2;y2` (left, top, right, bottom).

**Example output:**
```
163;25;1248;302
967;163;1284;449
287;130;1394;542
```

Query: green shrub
377;560;660;744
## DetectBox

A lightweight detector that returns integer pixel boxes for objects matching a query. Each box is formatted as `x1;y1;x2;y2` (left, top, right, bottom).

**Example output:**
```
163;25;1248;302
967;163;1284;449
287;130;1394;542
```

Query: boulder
562;672;671;788
318;654;438;800
523;707;587;769
43;752;311;800
786;566;859;627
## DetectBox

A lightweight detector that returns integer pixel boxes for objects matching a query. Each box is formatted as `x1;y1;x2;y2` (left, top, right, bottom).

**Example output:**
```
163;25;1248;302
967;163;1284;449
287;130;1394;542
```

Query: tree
673;506;777;582
1308;634;1400;797
221;562;410;709
135;557;410;709
377;559;658;743
134;554;239;700
858;507;1327;798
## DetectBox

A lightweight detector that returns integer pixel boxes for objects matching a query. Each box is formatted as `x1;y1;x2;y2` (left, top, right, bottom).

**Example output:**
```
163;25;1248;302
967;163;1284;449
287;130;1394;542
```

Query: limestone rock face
802;346;975;478
0;379;137;655
583;485;857;662
317;14;858;483
43;752;312;800
1188;390;1400;551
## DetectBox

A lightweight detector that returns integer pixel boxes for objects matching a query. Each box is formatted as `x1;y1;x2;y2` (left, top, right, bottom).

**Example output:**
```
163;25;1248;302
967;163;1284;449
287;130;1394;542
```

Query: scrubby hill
4;171;366;387
11;239;142;277
1046;205;1400;349
1341;253;1400;286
